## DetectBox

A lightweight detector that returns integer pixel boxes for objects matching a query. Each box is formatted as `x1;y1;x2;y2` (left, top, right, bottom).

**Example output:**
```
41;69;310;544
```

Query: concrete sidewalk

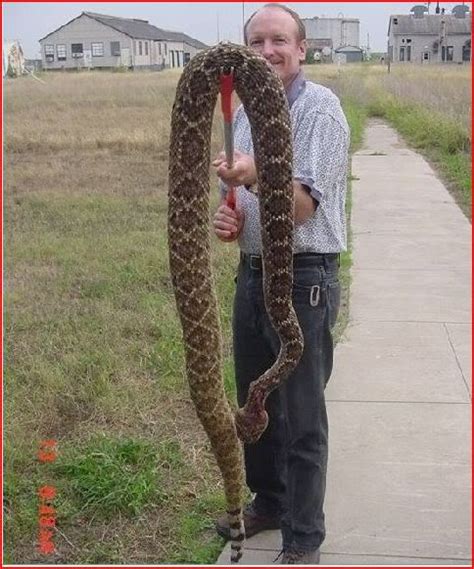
217;119;472;566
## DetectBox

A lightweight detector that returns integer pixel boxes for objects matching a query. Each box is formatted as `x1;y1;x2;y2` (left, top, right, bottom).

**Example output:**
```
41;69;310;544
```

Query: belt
240;252;340;271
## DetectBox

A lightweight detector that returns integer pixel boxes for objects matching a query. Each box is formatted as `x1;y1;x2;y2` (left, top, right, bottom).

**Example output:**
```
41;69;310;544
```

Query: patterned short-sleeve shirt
220;70;350;254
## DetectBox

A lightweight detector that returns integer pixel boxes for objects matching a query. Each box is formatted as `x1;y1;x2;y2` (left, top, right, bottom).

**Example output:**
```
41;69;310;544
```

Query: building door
83;49;92;69
171;51;175;67
120;48;131;67
462;40;471;62
442;46;454;61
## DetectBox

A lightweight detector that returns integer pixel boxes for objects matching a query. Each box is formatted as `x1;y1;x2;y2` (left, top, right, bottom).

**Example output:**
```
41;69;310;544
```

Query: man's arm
292;105;350;210
213;152;316;226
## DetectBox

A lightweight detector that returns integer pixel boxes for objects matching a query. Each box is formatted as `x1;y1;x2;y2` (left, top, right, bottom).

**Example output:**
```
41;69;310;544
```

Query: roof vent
410;5;429;18
452;4;470;18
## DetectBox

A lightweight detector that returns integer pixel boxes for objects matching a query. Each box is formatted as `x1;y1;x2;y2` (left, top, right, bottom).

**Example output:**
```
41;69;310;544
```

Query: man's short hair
243;3;306;45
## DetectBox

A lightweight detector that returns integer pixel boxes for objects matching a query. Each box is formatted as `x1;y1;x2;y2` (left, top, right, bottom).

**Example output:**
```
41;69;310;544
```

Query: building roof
388;13;471;35
39;11;208;49
302;16;360;23
335;45;363;53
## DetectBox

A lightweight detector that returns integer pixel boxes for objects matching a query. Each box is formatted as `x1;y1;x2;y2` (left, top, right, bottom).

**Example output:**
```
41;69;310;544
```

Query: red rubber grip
226;186;236;210
220;73;234;123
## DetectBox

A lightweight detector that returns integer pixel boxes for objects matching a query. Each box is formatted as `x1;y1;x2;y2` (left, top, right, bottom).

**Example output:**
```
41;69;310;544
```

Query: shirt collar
285;69;306;108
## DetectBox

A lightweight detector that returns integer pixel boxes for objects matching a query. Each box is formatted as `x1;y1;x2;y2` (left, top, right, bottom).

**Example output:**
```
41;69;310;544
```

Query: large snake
167;42;304;563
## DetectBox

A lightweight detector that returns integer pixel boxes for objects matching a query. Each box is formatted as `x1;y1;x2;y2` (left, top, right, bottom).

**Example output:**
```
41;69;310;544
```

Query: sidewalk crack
443;322;471;400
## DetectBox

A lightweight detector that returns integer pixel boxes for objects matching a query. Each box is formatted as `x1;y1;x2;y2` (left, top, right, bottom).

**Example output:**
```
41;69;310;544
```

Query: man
213;4;349;564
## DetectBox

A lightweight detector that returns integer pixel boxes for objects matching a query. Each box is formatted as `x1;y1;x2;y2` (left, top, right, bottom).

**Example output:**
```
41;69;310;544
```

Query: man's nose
261;40;275;59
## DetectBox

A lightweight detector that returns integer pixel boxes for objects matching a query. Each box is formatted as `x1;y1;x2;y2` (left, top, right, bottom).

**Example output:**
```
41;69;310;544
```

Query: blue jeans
233;253;341;552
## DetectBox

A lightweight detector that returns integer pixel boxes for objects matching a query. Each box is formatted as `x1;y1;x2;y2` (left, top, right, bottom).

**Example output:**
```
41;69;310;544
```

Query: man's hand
213;202;245;242
212;150;257;188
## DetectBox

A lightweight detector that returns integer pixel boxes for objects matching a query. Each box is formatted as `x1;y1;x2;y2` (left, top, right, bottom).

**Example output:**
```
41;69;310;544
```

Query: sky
3;1;472;59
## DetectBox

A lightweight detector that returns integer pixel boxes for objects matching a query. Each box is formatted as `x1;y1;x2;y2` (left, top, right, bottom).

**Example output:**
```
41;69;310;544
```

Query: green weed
53;436;168;518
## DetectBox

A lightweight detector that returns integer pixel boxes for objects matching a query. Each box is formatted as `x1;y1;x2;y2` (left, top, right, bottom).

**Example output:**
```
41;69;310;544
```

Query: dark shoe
215;501;281;540
278;548;320;564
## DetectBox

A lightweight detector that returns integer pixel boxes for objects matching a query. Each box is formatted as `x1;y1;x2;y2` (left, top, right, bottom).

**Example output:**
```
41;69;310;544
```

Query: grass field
4;61;470;564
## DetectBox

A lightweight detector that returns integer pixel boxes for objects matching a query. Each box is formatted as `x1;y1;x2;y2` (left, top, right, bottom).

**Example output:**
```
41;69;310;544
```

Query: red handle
220;71;235;210
226;186;236;210
220;72;234;123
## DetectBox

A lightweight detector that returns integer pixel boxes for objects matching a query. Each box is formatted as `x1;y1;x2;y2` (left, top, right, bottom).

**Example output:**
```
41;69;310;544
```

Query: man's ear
298;39;307;63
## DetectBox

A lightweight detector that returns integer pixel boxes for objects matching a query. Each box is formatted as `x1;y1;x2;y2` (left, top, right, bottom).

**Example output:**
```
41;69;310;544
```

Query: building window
56;44;66;61
423;52;429;61
393;18;398;24
110;41;121;56
71;43;83;58
145;41;148;56
184;52;191;65
407;46;411;61
158;42;162;56
164;43;168;56
406;38;412;43
45;44;54;62
91;42;104;57
139;41;143;56
399;46;405;61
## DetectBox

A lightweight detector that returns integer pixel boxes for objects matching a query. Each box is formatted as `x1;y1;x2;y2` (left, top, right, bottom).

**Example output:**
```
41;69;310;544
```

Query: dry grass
305;62;471;135
4;69;234;564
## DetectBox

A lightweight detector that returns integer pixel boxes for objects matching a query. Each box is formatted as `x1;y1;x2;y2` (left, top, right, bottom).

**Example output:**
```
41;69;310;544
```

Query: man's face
246;7;306;88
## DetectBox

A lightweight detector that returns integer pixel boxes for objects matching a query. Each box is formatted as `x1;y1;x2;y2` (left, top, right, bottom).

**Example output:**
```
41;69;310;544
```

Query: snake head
234;407;269;444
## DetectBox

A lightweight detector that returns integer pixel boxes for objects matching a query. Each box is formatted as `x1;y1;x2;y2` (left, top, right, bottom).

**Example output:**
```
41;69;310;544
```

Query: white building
38;12;208;71
388;4;471;64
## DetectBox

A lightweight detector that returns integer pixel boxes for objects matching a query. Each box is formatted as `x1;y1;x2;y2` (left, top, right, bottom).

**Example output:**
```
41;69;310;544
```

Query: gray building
388;4;471;64
334;45;364;63
38;11;208;71
302;16;360;62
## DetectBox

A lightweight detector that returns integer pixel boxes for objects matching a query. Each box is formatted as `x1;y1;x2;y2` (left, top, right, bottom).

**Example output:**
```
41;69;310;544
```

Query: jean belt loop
324;254;331;272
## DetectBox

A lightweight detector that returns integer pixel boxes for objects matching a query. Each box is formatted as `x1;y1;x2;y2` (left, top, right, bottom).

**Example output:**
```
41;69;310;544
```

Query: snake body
168;42;304;563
